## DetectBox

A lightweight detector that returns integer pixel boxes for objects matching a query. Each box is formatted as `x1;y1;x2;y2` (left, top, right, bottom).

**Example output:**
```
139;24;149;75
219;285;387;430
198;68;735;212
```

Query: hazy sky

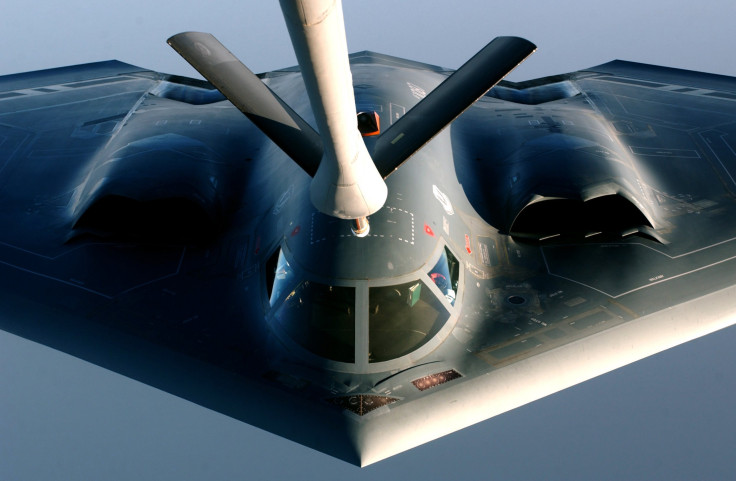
2;1;736;479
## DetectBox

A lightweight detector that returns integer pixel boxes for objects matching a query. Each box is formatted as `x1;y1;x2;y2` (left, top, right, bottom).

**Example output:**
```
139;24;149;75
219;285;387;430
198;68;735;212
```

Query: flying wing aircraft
2;0;736;467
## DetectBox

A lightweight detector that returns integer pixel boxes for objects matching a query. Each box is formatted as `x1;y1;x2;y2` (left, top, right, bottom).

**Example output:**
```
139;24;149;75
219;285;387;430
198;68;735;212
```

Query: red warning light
465;234;472;254
424;224;435;236
291;226;301;236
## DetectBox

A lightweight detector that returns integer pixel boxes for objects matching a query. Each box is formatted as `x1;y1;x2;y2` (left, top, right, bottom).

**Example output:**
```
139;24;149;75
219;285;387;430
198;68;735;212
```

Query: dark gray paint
1;49;736;465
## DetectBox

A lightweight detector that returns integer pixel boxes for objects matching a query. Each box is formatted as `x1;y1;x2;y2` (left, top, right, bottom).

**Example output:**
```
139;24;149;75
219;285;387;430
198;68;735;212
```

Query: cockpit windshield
267;245;460;365
269;250;355;363
368;279;448;363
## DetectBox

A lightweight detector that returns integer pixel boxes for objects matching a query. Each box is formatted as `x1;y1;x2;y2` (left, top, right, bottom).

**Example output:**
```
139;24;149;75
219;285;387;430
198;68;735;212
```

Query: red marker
291;225;301;236
424;224;435;236
465;234;472;254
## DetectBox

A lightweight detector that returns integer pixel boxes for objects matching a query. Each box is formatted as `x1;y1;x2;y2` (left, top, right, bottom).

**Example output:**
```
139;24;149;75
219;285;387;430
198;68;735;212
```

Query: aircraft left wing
0;60;267;243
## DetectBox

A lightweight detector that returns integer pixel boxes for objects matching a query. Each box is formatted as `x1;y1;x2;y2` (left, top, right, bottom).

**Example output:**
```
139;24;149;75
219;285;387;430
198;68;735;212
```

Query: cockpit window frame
367;278;449;363
264;241;463;373
362;242;463;371
426;244;462;309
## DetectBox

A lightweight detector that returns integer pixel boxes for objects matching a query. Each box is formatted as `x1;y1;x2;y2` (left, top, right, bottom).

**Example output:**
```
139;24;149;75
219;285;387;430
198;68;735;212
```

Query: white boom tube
280;0;387;219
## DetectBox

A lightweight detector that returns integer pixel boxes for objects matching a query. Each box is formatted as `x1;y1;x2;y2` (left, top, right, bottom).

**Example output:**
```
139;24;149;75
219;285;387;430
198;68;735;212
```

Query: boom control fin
373;36;536;178
167;32;323;176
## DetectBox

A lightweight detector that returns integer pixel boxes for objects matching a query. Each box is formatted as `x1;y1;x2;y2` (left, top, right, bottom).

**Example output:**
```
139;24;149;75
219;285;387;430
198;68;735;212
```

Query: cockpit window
428;246;459;306
269;250;298;308
272;280;355;363
267;246;461;365
368;280;448;363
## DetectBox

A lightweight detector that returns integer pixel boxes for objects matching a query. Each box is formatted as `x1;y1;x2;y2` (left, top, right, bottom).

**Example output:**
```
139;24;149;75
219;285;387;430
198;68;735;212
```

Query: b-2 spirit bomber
2;0;736;466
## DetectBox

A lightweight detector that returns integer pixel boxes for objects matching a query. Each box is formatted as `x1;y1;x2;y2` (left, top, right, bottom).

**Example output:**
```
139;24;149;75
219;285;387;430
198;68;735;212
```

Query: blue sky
2;1;736;479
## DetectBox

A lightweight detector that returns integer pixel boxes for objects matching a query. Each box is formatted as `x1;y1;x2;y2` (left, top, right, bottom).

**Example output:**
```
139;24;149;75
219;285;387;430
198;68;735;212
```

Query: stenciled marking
310;206;415;245
407;82;426;100
699;131;736;188
540;242;736;299
389;103;405;124
272;185;293;215
432;185;454;215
